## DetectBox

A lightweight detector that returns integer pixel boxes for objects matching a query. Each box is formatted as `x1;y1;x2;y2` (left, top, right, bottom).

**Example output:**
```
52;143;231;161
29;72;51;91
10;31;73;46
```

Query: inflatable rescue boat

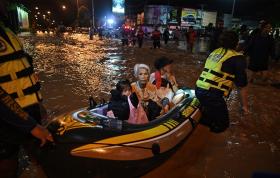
39;88;201;178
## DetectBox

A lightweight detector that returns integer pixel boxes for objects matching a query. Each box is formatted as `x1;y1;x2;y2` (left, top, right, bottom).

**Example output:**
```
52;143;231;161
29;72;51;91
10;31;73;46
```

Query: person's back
152;29;161;40
137;28;144;39
247;22;274;74
152;27;161;48
163;28;169;39
196;31;248;133
0;6;53;177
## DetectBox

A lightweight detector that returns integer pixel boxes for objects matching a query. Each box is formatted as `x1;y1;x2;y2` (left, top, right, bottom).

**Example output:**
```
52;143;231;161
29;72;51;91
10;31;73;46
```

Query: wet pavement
19;33;280;178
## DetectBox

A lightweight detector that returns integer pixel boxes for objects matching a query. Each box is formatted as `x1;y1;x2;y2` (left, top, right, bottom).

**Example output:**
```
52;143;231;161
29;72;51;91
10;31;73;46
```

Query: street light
35;6;39;10
62;5;66;10
47;11;51;15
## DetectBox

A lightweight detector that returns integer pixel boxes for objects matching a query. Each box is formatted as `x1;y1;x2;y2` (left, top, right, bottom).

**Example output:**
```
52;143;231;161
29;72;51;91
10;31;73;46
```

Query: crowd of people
119;25;198;51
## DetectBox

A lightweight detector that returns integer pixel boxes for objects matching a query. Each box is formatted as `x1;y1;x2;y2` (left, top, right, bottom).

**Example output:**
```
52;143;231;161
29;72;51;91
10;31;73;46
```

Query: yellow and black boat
39;88;201;178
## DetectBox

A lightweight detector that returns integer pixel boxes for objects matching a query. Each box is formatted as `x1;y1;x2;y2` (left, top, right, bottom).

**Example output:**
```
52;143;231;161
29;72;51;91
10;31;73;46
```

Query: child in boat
156;78;174;114
107;80;148;124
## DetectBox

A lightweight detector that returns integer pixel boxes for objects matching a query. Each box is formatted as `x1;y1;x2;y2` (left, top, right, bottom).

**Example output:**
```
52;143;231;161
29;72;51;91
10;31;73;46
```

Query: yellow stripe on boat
97;125;169;144
164;122;174;128
72;125;170;152
167;119;179;127
169;119;179;125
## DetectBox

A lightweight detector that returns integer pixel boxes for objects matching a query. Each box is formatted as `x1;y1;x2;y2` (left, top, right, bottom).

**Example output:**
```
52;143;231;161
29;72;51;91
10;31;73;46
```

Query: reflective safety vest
196;48;243;97
0;23;42;108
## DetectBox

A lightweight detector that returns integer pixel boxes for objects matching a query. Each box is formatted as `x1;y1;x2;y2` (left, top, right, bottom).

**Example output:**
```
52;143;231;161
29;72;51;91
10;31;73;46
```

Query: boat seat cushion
172;89;186;105
94;105;108;116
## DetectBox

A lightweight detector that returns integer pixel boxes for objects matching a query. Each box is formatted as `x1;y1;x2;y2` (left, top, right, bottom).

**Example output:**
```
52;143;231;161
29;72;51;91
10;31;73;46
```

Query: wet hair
154;57;173;70
134;64;150;77
218;31;239;49
116;79;131;92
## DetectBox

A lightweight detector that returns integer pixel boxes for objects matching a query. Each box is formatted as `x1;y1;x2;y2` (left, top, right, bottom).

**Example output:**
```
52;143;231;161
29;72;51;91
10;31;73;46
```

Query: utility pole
231;0;236;28
76;0;79;26
92;0;95;27
76;0;79;18
231;0;236;17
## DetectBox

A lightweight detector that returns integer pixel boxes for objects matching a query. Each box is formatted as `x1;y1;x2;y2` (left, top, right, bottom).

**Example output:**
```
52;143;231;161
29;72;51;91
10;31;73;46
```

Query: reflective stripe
15;93;41;108
196;48;242;96
203;68;223;78
9;82;41;99
0;50;26;63
0;67;34;83
199;77;219;86
204;68;235;81
0;75;11;83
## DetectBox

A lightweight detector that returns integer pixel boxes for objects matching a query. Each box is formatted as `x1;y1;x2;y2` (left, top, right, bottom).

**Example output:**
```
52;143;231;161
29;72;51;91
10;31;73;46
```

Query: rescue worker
0;2;53;177
195;31;249;133
152;26;161;49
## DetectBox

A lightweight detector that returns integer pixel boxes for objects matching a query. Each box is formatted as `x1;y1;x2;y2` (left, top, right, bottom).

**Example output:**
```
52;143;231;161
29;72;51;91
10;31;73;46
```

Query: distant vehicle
182;15;196;25
66;27;73;32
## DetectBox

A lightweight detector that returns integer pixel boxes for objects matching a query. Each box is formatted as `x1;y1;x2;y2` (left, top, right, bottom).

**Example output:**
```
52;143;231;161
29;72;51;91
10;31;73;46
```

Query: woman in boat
131;64;162;120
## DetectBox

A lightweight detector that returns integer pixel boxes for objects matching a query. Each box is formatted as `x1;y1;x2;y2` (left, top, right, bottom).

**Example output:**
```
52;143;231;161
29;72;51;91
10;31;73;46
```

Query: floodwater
19;33;280;178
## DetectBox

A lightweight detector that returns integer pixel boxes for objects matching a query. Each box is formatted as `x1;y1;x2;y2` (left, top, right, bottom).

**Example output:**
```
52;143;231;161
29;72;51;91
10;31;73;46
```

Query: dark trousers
164;38;168;45
0;104;42;177
153;40;160;49
138;38;143;48
122;39;128;46
195;87;229;133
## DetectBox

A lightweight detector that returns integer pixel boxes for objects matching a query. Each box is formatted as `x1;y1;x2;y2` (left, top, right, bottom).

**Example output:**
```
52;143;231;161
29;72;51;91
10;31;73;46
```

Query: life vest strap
9;82;41;99
0;50;32;64
203;68;234;81
0;67;34;83
198;77;230;91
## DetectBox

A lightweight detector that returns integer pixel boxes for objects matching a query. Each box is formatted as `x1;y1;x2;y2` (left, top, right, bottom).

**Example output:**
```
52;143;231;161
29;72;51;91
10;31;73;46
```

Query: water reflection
19;33;280;178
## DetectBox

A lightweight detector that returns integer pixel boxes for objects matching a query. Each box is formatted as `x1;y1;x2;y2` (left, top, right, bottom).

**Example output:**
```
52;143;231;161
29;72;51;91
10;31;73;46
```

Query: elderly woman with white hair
131;64;162;120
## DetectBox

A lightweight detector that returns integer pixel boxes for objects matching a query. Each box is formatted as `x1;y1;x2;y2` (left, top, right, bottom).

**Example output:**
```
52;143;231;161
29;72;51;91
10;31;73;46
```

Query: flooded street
20;33;280;178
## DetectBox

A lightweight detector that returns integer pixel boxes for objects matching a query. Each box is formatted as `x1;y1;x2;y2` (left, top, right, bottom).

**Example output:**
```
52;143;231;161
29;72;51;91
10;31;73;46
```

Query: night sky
15;0;280;25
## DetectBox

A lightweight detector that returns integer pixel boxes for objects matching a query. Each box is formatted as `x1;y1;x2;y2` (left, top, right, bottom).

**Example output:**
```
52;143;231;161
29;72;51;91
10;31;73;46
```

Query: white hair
134;64;150;77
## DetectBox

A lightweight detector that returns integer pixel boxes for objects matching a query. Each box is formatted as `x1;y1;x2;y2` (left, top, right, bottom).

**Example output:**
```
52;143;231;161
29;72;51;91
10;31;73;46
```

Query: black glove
129;92;139;108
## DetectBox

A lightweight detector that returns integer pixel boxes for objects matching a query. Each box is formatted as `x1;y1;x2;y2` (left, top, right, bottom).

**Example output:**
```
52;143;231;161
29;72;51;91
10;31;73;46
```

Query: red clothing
137;29;144;38
152;30;161;40
187;31;196;44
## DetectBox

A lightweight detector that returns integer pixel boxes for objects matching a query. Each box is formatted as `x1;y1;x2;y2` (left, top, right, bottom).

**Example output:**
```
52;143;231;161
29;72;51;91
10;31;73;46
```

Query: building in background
7;3;30;32
202;11;217;27
112;0;125;27
144;5;170;25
